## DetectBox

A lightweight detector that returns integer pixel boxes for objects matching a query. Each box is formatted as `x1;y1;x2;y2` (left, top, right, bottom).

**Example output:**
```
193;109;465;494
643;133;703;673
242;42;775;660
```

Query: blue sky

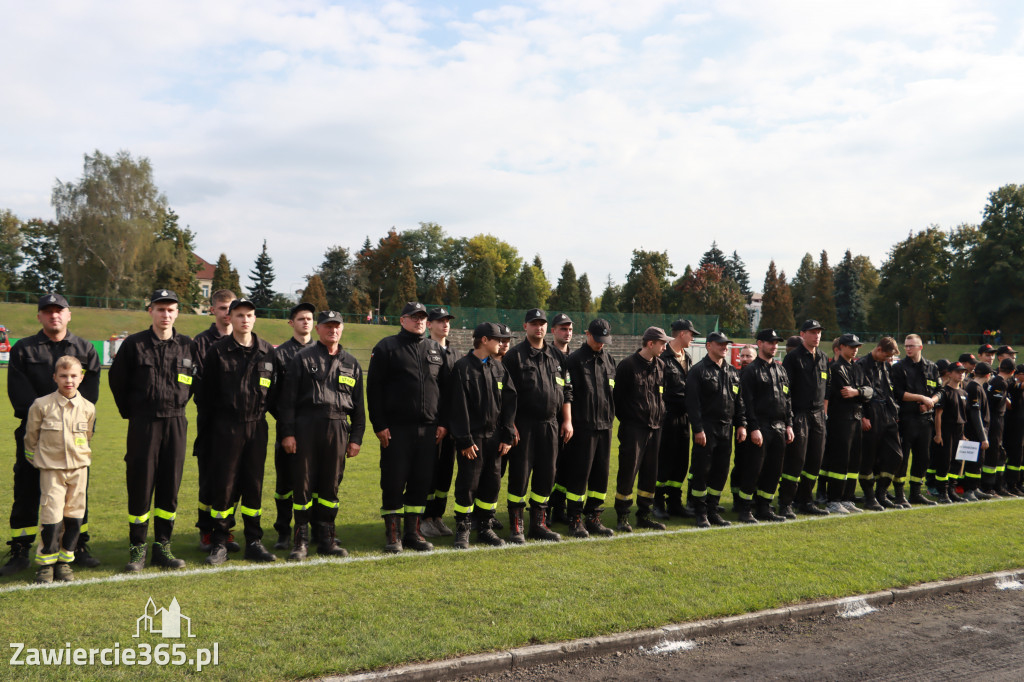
2;0;1023;297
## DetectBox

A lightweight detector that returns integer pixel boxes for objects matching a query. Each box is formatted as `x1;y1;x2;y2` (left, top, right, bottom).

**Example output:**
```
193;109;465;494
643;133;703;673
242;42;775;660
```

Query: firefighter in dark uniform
1004;364;1024;495
561;319;617;538
653;319;699;520
367;302;450;554
737;328;792;523
961;361;991;500
981;358;1017;497
779;320;829;518
197;298;278;565
820;334;873;514
891;333;942;506
857;337;903;509
192;289;236;552
109;290;196;572
547;312;575;525
268;302;315;549
449;323;517;549
422;307;458;539
933;361;968;502
686;331;747;528
278;310;364;559
1;294;102;577
502;308;573;543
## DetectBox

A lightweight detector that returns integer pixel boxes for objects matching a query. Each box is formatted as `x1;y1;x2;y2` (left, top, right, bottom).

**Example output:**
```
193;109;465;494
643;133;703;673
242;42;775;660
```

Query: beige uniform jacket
24;391;96;470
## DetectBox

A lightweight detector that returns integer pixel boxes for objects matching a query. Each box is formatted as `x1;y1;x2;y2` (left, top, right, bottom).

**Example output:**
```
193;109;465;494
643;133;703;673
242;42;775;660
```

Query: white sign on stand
955;440;981;462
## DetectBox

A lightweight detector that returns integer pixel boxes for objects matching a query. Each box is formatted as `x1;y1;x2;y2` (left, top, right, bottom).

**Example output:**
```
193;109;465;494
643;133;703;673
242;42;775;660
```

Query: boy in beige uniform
24;356;95;583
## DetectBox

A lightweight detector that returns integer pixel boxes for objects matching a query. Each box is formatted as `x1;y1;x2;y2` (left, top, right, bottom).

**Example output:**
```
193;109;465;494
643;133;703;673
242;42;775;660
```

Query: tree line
1;150;1022;336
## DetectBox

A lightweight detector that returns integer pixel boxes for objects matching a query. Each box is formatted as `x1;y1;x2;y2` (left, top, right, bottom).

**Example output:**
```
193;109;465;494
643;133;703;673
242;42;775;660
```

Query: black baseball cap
800;319;824;332
496;324;513;339
228;298;256;312
524;308;547;323
756;328;783;342
550;313;572;327
1015;364;1024;375
958;353;977;365
975;361;993;376
289;302;316;319
838;333;863;347
706;331;730;344
997;345;1016;355
935;359;951;374
401;302;428;317
317;310;343;324
149;289;179;305
427;307;455;321
950;361;966;373
473;322;502;339
1000;358;1016;373
978;344;995;354
37;293;69;310
587;318;612;342
671;319;701;335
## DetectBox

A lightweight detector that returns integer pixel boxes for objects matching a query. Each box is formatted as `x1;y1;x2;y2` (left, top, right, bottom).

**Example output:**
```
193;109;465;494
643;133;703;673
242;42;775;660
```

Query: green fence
435;307;719;336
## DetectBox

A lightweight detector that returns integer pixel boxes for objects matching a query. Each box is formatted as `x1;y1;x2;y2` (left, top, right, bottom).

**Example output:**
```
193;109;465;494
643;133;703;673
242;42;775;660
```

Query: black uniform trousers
615;422;661;514
935;424;964;483
656;414;690;505
272;438;293;536
860;415;902;480
982;415;1006;486
208;419;269;544
730;438;755;495
9;421;91;547
125;416;187;546
507;419;559;509
379;423;436;516
193;412;214;533
291;414;349;529
687;423;733;511
1005;420;1024;486
896;415;933;484
740;423;787;502
425;436;456;518
780;410;826;505
452;433;503;519
562;427;612;514
821;417;862;502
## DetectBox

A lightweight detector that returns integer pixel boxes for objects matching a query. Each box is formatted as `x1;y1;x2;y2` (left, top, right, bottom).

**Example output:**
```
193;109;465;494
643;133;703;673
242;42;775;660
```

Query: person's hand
513;425;520;447
435;426;448;444
750;429;763;447
920;396;935;410
375;428;391;448
346;442;361;458
282;436;297;454
933;434;942;445
785;426;794;444
735;427;747;444
862;418;872;432
981;440;989;450
694;431;706;447
841;386;858;399
561;421;573;443
498;442;511;456
461;444;479;459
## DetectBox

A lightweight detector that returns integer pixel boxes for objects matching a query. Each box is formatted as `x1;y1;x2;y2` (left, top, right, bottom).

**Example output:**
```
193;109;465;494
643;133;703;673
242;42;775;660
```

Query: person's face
212;298;235;327
648;339;667;356
428;317;451;339
757;340;778;360
525;319;547;342
149;302;179;331
230;307;256;334
981;352;995;364
482;336;501;357
586;331;605;353
950;370;965;384
400;313;428;335
706;341;728;362
37;305;70;335
497;338;510;357
800;329;822;350
289;311;314;336
317;321;343;345
903;338;922;357
872;346;896;363
739;348;756;366
676;330;694;347
840;344;859;361
552;323;573;346
54;365;83;396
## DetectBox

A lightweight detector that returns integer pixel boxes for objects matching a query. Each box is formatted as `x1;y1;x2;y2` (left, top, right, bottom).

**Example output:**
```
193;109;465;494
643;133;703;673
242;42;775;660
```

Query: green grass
0;340;1021;679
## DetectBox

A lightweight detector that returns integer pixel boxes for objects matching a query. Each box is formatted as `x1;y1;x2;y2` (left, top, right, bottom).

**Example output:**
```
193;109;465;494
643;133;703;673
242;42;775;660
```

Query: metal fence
435;307;720;335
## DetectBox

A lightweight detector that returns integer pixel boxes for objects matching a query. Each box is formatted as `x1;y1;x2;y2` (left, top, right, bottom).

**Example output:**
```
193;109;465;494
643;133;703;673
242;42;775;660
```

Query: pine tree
302;274;330;312
759;261;795;331
248;240;276;312
808;251;839;333
389;256;418;312
548;261;581;312
634;264;662;313
445;275;460;307
211;253;241;295
462;258;497;307
790;253;817;324
430;277;447;305
577;273;593;313
598;275;619;313
724;250;752;297
833;249;866;332
512;263;543;308
699;241;728;269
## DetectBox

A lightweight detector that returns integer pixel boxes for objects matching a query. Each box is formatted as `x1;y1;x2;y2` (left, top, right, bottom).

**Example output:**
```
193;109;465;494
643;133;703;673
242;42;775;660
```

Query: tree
153;209;202;311
512;262;544;308
531;255;551;306
18;219;63;293
833;250;866;332
399;222;465;300
972;184;1024;331
463;234;521;308
356;228;405;315
461;257;497;307
52;150;169;299
577;273;593;313
302;274;330;312
759;261;795;331
675;264;748;335
807;251;839;333
0;209;24;290
790;253;817;324
724;250;752;297
852;255;879;324
316;246;355;312
944;224;982;331
871;227;949;332
598;275;619;313
621;249;674;313
445;275;461;307
699;242;727;269
211;253;242;295
390;256;418;311
548;261;581;312
633;264;662;314
429;277;447;305
248;240;277;312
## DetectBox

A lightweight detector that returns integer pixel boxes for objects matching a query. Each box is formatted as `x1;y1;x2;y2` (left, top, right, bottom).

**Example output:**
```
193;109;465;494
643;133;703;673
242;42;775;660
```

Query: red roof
194;253;215;280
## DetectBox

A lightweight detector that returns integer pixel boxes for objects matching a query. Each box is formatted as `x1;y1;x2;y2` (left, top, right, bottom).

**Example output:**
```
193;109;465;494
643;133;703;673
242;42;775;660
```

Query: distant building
747;291;763;334
194;253;216;313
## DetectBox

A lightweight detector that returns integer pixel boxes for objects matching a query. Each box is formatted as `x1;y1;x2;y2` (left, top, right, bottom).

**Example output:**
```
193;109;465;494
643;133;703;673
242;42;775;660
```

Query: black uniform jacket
613;351;665;429
986;375;1009;419
367;329;449;432
782;344;829;413
826;356;873;421
857;354;898;424
8;330;101;420
892;356;941;419
965;381;989;442
108;327;197;419
937;384;967;430
449;352;517;451
686;355;745;434
741;356;792;432
277;342;365;443
194;323;226;364
565;343;616;431
660;346;690;419
502;340;572;424
197;333;276;423
269;336;314;421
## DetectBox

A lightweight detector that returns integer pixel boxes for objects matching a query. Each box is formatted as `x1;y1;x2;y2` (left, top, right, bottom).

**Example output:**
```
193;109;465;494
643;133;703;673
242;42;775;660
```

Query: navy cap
800;319;823;332
228;298;256;312
38;293;69;310
473;322;501;339
975;361;993;376
756;328;783;342
427;307;455;322
401;302;428;317
958;353;977;365
587;318;612;342
550;313;572;327
838;333;863;347
289;302;316;319
149;289;179;305
670;319;701;335
496;324;513;339
317;310;343;324
706;331;730;344
524;308;547;323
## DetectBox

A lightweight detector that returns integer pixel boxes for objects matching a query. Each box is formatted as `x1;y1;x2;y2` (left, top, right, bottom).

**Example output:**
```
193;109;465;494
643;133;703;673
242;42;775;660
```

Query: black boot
0;540;31;577
584;510;614;536
635;510;666;530
909;483;937;505
875;478;895;508
528;507;561;542
694;498;710;529
735;499;757;524
402;513;434;552
860;479;883;511
476;513;505;546
652;494;671;521
151;541;186;568
383;514;403;554
947;482;965;502
706;497;732;526
754;498;786;522
548;489;569;525
287;524;309;561
273;499;291;549
616;512;633;532
508;507;526;545
124;544;148;572
892;483;911;508
453;517;471;549
317;524;349;557
567;511;590;538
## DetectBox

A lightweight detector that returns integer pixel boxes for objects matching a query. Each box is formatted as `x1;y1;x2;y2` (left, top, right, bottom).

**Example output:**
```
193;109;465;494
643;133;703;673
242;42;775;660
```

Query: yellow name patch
783;385;789;394
821;371;828;379
338;376;356;387
609;379;615;387
556;377;565;386
497;381;504;390
259;377;271;388
732;385;739;394
177;374;192;385
659;385;664;394
75;437;87;447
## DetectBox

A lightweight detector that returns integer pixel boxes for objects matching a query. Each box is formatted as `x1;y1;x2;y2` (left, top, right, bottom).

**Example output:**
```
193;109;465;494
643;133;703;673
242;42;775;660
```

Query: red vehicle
0;326;10;354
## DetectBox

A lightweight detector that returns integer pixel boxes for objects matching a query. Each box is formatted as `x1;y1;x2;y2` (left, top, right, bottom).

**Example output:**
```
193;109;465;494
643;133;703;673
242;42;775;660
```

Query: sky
2;0;1024;298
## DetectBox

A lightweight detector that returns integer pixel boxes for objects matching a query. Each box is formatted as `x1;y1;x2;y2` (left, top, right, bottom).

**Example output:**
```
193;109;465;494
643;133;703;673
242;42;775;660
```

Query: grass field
0;313;1017;680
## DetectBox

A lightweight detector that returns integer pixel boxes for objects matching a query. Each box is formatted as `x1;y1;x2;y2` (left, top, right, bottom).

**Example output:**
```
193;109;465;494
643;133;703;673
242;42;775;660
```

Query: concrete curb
332;568;1024;681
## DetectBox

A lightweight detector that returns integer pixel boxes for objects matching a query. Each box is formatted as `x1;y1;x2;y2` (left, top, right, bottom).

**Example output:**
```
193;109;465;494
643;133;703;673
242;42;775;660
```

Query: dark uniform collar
147;327;178;343
398;328;425;342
